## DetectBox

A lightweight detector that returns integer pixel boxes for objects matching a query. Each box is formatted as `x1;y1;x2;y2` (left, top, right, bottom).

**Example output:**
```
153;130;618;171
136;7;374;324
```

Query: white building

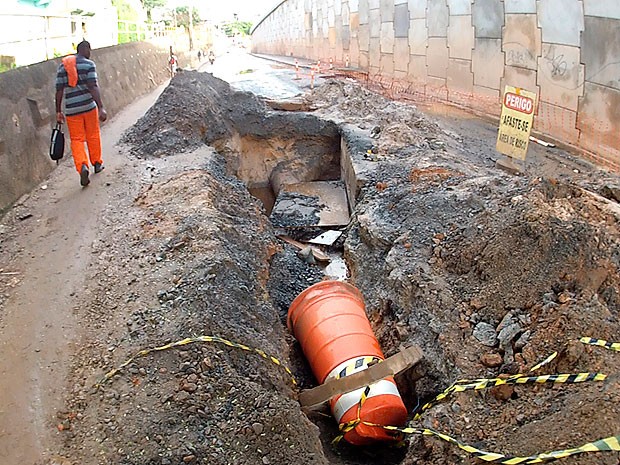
0;0;118;67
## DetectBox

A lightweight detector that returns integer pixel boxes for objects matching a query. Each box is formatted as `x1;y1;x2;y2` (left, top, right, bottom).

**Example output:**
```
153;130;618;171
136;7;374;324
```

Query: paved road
198;47;322;100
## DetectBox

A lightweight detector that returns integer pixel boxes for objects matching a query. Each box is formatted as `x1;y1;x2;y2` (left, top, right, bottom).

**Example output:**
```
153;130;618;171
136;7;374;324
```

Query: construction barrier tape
528;351;558;372
331;385;372;444
333;337;620;463
335;356;382;380
97;333;620;462
351;419;620;464
413;371;607;420
580;337;620;352
334;372;609;443
412;336;620;420
96;335;297;388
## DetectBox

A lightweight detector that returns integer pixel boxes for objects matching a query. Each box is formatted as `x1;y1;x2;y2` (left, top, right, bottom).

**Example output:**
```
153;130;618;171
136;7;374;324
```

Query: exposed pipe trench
120;71;423;462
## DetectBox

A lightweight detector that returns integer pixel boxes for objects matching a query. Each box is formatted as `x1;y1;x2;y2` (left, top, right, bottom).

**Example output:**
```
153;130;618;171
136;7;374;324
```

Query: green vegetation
112;0;139;22
117;23;146;43
174;6;200;29
112;0;146;43
141;0;166;10
141;0;166;22
0;62;16;73
0;54;16;73
221;20;253;37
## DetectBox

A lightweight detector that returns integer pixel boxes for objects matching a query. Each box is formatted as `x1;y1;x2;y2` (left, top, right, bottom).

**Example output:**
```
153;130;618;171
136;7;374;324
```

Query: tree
112;1;140;24
222;20;253;37
174;6;200;50
174;6;200;29
141;0;166;8
140;0;166;22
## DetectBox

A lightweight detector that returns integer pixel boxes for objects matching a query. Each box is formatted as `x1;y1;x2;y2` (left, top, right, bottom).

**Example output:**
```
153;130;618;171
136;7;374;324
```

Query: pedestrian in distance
169;52;178;76
197;50;202;61
55;40;107;187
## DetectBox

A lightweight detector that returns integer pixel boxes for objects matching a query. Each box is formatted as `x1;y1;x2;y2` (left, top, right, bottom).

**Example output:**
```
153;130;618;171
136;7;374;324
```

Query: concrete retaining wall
0;41;183;212
252;0;620;170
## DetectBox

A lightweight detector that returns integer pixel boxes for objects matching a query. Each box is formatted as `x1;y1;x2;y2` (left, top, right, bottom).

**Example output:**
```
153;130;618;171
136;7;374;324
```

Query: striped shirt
55;55;98;116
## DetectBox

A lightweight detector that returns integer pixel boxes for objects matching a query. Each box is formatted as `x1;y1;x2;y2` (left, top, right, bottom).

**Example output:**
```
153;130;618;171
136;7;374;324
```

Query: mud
1;68;619;465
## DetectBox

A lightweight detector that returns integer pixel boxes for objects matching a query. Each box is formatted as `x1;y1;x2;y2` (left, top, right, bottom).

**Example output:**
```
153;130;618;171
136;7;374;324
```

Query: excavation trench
232;128;344;222
55;68;620;465
227;116;415;461
228;126;416;463
116;67;620;465
237;129;353;282
121;71;418;463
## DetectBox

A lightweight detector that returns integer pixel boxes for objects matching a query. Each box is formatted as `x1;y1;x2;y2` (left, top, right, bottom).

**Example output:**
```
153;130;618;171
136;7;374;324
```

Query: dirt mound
307;79;620;463
346;169;620;463
60;151;330;465
122;71;265;157
305;79;445;156
123;71;341;164
52;74;620;465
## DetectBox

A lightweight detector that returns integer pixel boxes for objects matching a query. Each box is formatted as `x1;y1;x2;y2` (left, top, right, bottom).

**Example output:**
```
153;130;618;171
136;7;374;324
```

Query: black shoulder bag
49;123;65;163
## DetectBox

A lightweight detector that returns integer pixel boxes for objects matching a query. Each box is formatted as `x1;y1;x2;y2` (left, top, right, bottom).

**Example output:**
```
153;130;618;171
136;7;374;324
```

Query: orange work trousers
65;107;103;173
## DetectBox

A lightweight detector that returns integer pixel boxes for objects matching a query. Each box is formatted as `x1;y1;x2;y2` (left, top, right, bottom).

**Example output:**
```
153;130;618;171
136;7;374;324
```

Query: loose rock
473;322;498;347
480;352;503;368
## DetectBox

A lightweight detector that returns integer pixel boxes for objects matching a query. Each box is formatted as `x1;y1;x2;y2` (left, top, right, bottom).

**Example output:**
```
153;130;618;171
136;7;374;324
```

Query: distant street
198;47;315;100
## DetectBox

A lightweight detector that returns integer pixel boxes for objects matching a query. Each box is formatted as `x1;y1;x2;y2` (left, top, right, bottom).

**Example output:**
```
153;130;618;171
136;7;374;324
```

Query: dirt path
0;83;166;464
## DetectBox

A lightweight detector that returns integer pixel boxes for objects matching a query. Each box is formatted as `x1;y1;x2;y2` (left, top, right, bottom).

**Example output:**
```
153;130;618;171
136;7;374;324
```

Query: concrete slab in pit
269;181;350;228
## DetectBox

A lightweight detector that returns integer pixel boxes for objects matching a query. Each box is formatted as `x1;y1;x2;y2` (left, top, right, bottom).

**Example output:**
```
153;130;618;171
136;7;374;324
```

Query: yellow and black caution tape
335;356;381;379
97;333;620;462
96;335;297;388
412;336;620;420
580;336;620;352
337;380;619;462
528;351;558;372
332;385;373;443
413;371;607;420
334;337;620;463
343;417;620;464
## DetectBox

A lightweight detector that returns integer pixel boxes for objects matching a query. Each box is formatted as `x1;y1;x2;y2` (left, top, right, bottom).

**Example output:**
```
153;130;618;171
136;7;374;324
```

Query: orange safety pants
65;108;103;173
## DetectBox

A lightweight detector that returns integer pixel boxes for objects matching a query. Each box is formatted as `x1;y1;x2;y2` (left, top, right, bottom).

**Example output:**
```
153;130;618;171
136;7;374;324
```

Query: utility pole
188;1;193;51
44;15;49;61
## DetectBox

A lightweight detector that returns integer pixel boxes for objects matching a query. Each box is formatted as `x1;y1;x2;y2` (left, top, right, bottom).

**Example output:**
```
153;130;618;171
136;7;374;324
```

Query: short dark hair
77;40;91;53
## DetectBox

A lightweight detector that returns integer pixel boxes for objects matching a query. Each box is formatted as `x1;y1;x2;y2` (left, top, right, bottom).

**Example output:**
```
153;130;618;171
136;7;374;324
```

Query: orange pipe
288;281;407;445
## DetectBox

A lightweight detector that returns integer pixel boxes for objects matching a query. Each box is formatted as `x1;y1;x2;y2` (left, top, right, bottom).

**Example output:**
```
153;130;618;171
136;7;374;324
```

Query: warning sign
496;86;537;160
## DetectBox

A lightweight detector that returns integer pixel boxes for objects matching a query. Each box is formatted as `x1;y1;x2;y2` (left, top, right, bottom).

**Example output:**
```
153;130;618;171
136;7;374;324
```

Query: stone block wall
252;0;620;170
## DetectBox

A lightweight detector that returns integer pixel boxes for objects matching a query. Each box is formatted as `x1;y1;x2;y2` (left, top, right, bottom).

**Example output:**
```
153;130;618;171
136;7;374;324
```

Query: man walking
55;40;107;187
169;52;178;77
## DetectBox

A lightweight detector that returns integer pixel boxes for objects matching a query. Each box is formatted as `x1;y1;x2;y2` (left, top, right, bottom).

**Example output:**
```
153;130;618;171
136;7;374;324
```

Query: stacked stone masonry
252;0;620;169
